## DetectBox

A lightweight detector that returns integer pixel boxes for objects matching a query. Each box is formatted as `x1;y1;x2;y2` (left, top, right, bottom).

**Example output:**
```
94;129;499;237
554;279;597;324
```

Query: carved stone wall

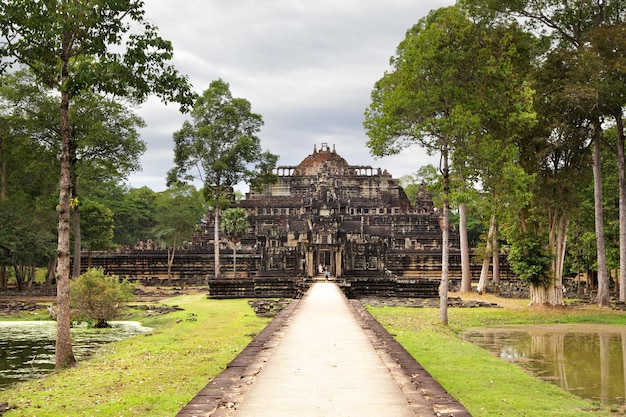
81;142;514;297
191;142;472;281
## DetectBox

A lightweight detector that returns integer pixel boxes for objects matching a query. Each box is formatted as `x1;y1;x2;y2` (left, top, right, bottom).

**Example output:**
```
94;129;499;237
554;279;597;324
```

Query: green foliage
79;199;115;252
108;186;158;247
0;198;56;275
70;268;133;328
169;79;278;202
70;92;147;182
153;184;206;249
507;235;553;286
220;208;249;244
0;0;195;108
364;6;534;160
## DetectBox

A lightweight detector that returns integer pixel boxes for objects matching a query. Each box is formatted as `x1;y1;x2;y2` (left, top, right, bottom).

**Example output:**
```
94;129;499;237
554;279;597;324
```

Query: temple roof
295;143;350;176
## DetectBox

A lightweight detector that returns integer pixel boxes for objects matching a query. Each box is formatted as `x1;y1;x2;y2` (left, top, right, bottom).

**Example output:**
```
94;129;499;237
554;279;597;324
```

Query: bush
70;268;134;328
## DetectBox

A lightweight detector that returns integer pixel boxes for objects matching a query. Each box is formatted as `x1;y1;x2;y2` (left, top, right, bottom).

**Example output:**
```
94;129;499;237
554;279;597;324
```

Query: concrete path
177;282;471;417
233;282;414;417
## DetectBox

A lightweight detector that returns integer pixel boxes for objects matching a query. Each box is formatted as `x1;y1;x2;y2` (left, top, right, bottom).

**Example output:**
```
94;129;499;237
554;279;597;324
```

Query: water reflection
0;321;151;389
464;325;626;406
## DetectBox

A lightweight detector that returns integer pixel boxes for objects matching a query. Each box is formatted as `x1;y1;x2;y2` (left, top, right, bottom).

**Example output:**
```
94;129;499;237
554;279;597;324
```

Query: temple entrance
317;249;332;275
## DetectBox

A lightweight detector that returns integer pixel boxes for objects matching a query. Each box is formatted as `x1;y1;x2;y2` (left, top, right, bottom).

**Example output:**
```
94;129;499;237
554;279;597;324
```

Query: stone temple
194;143;460;285
85;143;513;298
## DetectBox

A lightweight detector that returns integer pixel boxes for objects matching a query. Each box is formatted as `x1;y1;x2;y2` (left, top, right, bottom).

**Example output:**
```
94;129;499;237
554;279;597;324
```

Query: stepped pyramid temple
84;143;513;298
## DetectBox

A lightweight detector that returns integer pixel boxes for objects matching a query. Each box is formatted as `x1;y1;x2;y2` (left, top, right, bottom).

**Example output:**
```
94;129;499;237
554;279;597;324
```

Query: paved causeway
177;282;471;417
234;282;414;417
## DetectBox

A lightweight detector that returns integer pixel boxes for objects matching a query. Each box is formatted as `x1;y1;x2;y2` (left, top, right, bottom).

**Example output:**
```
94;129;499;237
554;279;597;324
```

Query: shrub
70;268;133;328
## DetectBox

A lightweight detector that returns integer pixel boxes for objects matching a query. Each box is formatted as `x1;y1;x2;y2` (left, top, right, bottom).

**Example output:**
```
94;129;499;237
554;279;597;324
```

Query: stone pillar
334;247;343;278
305;247;315;278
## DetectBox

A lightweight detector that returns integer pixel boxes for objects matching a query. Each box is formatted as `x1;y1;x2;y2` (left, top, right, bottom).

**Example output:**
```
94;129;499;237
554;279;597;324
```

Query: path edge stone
347;298;473;417
176;297;303;417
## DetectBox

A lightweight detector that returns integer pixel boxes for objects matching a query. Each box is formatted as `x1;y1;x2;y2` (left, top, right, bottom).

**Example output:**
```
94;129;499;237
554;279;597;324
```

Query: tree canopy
0;0;194;368
365;5;536;321
170;79;277;278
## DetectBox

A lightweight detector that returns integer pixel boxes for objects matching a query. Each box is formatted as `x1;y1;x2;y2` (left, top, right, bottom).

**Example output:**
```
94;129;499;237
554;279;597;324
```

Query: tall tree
221;208;249;278
69;94;146;277
461;0;626;306
589;24;626;300
153;184;206;279
79;198;115;270
169;79;278;279
513;46;594;305
0;0;193;368
108;186;158;248
0;70;59;289
364;6;533;324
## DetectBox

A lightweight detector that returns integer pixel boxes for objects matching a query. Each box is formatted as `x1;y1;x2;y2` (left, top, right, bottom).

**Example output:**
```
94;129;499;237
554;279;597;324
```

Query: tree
79;199;115;269
221;208;249;278
108;186;158;248
589;24;626;300
70;268;133;328
364;6;533;324
170;79;278;279
401;165;476;292
461;0;626;306
0;197;57;290
0;70;60;289
0;0;193;368
69;93;146;277
509;46;594;306
153;184;206;279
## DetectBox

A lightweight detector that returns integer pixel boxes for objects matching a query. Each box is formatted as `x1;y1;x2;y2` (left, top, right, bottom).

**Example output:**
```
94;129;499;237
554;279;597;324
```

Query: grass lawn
4;291;626;416
0;293;270;417
369;293;626;417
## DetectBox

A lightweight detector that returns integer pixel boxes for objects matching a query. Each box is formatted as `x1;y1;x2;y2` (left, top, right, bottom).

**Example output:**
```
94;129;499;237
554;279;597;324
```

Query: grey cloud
128;0;452;191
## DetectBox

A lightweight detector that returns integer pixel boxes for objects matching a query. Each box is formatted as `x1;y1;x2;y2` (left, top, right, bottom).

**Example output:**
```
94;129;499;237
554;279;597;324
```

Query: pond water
463;324;626;406
0;321;152;389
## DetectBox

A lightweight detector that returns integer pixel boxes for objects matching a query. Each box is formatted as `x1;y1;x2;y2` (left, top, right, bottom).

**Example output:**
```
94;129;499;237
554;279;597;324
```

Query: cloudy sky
127;0;455;192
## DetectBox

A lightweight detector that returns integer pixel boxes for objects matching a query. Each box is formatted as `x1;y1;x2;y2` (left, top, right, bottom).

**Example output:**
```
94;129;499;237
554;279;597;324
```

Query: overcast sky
127;0;456;192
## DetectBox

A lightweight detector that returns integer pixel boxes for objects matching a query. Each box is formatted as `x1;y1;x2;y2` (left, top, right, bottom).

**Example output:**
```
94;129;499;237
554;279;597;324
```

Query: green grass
369;299;626;417
1;294;270;417
4;293;626;416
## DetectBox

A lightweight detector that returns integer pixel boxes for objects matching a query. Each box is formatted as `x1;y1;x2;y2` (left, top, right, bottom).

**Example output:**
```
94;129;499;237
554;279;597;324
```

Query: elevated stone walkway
177;282;471;416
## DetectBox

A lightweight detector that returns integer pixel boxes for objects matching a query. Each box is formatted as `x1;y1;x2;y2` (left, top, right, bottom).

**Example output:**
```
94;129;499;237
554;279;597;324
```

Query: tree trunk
46;256;56;285
0;136;5;202
529;282;562;305
0;135;6;290
554;214;568;304
72;202;81;278
214;207;220;279
167;231;179;280
12;263;24;291
440;145;450;325
55;54;77;369
233;245;237;278
26;265;36;289
477;214;496;294
492;223;500;286
71;166;81;279
593;125;610;307
459;202;472;292
617;115;626;302
531;213;567;306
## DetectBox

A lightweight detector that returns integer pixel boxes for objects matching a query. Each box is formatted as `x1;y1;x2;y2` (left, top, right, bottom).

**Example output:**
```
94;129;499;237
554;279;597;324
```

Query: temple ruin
84;143;515;298
194;142;456;278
